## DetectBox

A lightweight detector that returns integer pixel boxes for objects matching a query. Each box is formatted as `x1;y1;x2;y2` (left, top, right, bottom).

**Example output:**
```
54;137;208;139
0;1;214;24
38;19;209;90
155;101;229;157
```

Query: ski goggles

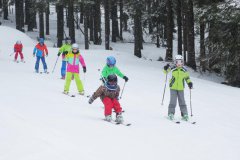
176;60;183;65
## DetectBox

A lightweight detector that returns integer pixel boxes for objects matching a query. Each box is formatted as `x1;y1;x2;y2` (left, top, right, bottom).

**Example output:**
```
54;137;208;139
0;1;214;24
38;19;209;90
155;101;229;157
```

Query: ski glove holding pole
83;67;87;73
188;82;193;89
123;76;129;82
164;64;170;71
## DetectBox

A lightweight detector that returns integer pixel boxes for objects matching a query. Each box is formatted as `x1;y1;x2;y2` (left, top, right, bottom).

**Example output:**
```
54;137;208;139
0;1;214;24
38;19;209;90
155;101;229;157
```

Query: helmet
39;38;44;44
106;56;116;66
175;55;183;60
65;37;71;44
107;74;118;83
105;74;118;90
72;43;79;50
16;40;21;44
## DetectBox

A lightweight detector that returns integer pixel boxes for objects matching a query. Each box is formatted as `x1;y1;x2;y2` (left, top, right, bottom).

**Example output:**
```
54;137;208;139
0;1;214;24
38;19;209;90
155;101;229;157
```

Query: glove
188;82;193;89
46;53;48;57
101;77;107;83
83;67;86;73
123;76;129;82
63;51;68;55
88;97;94;104
57;52;61;56
164;64;170;71
33;54;35;57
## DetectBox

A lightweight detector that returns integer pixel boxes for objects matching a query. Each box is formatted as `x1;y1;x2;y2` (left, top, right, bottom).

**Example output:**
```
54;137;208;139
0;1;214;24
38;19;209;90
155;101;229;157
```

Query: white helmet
72;43;79;50
16;40;21;44
175;54;183;60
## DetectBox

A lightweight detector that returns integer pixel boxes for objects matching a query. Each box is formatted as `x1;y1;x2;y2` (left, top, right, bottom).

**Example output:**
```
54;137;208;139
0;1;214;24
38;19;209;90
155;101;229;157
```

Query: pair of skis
167;117;196;124
63;92;90;98
103;119;131;126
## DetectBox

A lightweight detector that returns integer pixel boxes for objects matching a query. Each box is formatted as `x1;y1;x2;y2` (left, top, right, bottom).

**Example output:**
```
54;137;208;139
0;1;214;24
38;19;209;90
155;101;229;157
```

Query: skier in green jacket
101;56;129;83
164;55;193;121
57;38;72;79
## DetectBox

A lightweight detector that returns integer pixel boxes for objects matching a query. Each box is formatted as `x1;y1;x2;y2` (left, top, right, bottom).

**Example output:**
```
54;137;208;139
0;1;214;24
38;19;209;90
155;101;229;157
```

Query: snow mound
0;26;35;47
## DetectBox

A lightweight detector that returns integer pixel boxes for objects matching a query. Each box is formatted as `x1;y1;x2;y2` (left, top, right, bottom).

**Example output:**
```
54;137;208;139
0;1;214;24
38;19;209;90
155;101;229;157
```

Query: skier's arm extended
88;86;104;104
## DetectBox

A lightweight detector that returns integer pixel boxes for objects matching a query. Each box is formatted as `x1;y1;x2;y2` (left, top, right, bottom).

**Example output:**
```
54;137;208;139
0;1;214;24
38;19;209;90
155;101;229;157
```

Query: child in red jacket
14;41;24;62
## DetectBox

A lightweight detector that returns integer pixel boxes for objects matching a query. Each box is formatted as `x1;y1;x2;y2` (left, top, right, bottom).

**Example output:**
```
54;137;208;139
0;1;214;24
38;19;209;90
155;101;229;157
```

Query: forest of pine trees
0;0;239;87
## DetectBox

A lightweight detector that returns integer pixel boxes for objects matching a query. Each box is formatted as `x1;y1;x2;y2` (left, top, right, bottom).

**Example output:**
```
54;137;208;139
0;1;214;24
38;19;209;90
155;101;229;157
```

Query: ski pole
190;89;193;117
119;81;126;99
52;56;59;73
161;73;168;106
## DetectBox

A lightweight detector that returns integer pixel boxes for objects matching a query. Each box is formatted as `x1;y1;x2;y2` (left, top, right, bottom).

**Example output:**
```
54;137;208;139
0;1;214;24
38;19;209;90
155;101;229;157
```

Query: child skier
88;74;124;123
57;37;72;79
63;43;86;95
101;56;129;83
33;38;49;73
163;55;193;121
14;40;24;62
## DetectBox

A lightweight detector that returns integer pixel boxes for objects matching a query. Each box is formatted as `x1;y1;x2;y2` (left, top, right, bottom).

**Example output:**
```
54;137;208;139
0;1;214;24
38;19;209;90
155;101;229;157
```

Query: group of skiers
12;38;193;124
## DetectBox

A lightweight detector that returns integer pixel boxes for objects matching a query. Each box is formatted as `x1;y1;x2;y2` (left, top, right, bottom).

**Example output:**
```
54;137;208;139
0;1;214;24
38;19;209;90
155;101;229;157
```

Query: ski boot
61;76;65;80
63;90;69;95
168;113;174;120
35;69;39;73
115;113;124;123
44;69;48;73
79;91;85;96
182;114;189;121
105;115;112;122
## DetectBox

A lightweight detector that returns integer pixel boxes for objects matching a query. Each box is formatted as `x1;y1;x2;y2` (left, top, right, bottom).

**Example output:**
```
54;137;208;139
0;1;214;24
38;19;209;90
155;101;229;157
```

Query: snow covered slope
0;27;240;160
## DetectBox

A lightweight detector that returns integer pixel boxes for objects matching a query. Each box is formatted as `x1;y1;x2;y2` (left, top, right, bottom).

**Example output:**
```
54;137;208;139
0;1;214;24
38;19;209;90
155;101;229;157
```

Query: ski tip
176;121;181;124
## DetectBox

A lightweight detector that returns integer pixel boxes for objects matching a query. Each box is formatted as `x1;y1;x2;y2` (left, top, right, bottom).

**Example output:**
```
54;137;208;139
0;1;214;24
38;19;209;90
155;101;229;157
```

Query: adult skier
163;55;193;121
33;38;49;73
57;38;72;79
63;43;86;95
88;74;124;123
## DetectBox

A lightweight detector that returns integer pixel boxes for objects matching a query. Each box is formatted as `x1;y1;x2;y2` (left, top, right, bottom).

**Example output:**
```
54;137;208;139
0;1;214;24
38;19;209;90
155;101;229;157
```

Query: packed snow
0;26;240;160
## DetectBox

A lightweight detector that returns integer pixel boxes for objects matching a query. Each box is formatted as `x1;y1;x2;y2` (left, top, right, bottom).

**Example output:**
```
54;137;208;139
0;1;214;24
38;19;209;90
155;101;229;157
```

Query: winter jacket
33;43;48;57
164;66;192;91
90;85;120;102
101;65;124;79
58;44;72;61
14;43;23;52
65;51;86;73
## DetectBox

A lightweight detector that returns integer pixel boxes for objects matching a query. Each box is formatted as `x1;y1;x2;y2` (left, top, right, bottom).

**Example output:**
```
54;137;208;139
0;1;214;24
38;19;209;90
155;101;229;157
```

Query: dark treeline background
0;0;239;87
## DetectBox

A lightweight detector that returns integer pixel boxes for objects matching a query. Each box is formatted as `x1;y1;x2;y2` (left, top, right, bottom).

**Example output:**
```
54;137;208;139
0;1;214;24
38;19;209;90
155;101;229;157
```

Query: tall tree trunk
39;10;44;38
177;0;182;55
93;0;101;44
111;0;118;42
200;18;206;72
105;0;110;50
45;2;50;35
147;0;153;34
3;0;8;20
186;0;196;70
0;0;2;8
84;3;89;49
25;0;30;25
57;1;64;47
182;0;188;63
89;5;94;41
80;2;84;24
134;3;142;58
15;0;24;31
19;0;24;30
119;0;123;40
68;0;75;43
28;0;36;31
165;0;173;61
